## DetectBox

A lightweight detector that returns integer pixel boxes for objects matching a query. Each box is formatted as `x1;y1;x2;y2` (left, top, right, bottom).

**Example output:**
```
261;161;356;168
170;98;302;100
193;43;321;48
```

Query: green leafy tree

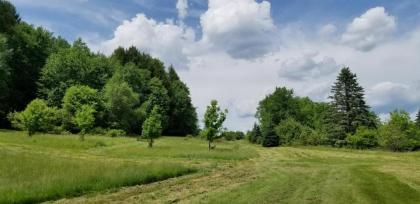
16;99;55;136
257;87;299;138
379;110;419;151
62;85;102;131
144;77;170;129
74;105;96;141
166;79;198;136
416;110;420;128
39;39;113;106
0;0;20;33
328;67;375;144
103;79;140;133
0;36;11;118
111;63;151;102
111;46;168;81
202;100;227;150
1;23;58;127
142;106;162;148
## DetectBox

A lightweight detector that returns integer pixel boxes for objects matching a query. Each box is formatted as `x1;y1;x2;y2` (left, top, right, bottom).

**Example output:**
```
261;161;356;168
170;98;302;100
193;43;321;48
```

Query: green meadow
0;130;419;203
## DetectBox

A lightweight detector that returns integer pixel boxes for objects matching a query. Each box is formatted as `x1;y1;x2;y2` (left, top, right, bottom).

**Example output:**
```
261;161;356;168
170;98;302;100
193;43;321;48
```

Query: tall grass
0;148;195;203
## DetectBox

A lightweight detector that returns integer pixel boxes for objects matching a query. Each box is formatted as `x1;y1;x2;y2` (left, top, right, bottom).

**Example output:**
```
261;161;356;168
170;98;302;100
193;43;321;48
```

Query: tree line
249;67;420;151
1;0;198;141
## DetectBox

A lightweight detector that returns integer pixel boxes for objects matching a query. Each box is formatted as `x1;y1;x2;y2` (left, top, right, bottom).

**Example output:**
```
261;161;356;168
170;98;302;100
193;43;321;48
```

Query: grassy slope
0;130;254;203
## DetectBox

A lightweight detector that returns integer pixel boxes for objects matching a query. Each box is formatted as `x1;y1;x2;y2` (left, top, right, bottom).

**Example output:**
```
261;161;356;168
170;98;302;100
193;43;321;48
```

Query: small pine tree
261;121;279;147
142;106;162;148
249;123;262;144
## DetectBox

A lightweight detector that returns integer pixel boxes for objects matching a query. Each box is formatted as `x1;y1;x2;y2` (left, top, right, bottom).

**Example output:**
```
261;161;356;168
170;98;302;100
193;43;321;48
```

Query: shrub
299;127;326;146
346;126;379;149
275;118;303;145
222;131;245;141
262;134;280;147
106;129;126;137
8;99;61;136
378;110;420;151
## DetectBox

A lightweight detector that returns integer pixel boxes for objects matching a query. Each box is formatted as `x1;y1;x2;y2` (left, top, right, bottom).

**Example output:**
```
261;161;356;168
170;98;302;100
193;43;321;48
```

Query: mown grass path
52;145;420;204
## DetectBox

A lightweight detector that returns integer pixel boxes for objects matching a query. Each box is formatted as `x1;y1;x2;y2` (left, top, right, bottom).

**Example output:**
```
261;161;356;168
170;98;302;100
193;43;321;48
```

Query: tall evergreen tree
416;110;420;128
328;67;374;143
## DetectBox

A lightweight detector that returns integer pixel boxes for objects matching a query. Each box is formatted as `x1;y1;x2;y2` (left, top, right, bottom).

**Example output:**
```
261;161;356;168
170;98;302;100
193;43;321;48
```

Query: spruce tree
328;67;374;143
416;110;420;128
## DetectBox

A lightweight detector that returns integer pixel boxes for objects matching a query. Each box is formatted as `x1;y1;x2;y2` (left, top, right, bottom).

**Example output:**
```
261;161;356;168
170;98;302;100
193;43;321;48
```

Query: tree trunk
149;138;153;148
208;140;211;150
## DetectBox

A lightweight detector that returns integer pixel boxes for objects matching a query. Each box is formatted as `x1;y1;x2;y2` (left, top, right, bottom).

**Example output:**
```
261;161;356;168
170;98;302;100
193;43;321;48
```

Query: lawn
1;130;420;204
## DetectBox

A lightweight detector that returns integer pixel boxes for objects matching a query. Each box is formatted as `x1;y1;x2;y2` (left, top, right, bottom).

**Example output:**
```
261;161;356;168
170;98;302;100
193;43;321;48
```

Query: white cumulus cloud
341;7;396;51
176;0;188;20
367;82;420;113
101;14;195;69
278;52;341;80
200;0;276;59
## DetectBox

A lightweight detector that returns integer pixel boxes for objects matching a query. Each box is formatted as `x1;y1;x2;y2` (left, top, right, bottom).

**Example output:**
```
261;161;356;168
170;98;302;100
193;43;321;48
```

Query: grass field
1;130;420;203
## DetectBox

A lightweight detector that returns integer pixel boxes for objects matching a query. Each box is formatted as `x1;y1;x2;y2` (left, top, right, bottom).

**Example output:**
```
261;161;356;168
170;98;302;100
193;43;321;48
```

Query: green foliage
166;78;198;136
0;35;11;117
1;22;60;128
0;0;20;33
39;39;113;106
328;67;376;143
12;99;59;136
416;110;420;128
142;106;163;147
103;79;140;133
257;87;299;138
74;105;96;140
379;110;420;151
145;77;170;128
221;131;245;141
248;123;262;144
275;117;304;145
106;129;126;137
347;126;379;149
111;63;151;102
62;85;102;131
202;100;227;149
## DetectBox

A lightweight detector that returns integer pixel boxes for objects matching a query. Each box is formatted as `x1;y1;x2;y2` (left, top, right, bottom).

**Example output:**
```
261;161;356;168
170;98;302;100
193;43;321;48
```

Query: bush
106;129;126;137
299;127;326;146
8;99;61;136
262;134;280;147
378;110;420;151
275;118;303;145
346;126;379;149
222;131;245;141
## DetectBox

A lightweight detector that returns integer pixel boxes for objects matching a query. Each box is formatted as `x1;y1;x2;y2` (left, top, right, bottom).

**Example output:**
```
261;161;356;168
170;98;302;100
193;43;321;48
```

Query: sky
10;0;420;131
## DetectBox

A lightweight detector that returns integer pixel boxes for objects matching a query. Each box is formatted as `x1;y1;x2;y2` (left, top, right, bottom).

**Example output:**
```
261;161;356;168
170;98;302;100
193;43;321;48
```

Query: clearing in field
1;130;420;203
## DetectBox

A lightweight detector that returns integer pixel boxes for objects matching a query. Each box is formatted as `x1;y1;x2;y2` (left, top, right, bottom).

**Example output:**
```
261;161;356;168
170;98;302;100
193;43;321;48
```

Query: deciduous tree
202;100;227;150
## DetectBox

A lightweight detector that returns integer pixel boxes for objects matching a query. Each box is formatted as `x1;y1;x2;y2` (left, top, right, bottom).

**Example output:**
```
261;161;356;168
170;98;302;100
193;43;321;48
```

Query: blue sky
12;0;420;41
9;0;420;130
